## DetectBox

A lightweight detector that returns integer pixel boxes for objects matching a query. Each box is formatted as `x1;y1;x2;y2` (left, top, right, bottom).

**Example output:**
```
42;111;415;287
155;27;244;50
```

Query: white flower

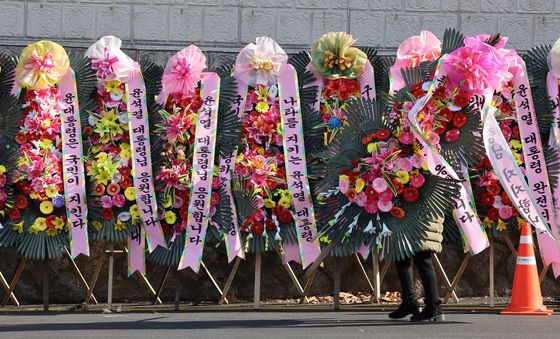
85;35;137;83
234;37;287;87
118;212;131;222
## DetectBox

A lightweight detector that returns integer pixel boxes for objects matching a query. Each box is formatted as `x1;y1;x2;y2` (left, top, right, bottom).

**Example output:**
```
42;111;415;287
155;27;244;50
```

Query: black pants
394;251;439;304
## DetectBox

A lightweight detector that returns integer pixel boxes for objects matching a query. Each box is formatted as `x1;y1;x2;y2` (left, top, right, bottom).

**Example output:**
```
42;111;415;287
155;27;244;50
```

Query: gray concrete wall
1;0;559;63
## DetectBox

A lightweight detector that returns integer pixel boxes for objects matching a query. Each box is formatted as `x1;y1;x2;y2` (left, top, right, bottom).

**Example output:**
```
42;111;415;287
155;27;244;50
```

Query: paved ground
0;310;558;339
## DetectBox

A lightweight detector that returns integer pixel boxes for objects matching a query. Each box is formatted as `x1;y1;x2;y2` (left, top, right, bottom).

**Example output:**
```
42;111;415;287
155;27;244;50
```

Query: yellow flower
39;138;53;150
496;219;507;232
162;195;173;208
510;139;522;150
105;80;122;95
355;177;365;193
125;187;136;201
46;228;58;237
16;40;69;90
395;171;410;184
0;165;6;174
236;153;245;163
12;221;24;234
264;199;276;209
482;217;493;229
279;197;291;209
53;217;65;230
40;200;54;214
367;143;376;153
256;101;270;113
114;220;126;231
257;86;270;101
29;226;39;235
130;204;141;219
513;152;522;165
339;175;349;183
45;186;58;198
33;217;47;232
164;211;177;224
30;192;39;200
92;220;102;231
120;149;131;160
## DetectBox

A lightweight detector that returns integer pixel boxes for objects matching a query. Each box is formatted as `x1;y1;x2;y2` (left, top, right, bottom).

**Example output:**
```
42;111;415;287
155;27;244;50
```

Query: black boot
410;300;444;322
388;298;422;319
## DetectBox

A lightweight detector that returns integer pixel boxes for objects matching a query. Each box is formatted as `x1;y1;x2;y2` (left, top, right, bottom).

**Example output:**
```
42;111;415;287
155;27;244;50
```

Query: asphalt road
0;311;557;339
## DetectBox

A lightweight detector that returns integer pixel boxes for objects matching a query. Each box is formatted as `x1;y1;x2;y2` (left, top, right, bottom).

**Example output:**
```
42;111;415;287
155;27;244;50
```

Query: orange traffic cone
501;222;553;315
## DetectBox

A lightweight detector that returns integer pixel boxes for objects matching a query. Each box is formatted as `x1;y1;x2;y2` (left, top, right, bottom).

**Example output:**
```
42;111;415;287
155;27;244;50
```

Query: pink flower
378;199;393;212
444;129;460;143
398;132;414;145
410;172;425;188
112;194;125;208
427;132;440;145
378;189;393;202
390;31;441;92
397;158;413;172
253;208;265;221
160;45;207;101
364;198;379;214
339;177;349;194
101;195;113;209
411;154;423;168
499;205;513;220
441;35;507;95
354;192;367;207
372;177;388;193
173;195;184;209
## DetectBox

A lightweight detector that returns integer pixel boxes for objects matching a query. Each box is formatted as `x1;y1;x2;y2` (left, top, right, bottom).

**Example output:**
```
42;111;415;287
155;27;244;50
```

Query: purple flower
52;194;65;208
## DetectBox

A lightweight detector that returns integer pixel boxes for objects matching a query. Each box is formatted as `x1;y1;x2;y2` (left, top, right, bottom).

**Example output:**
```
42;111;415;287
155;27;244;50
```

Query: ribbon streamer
59;68;89;258
278;64;321;269
126;69;167;253
178;72;221;272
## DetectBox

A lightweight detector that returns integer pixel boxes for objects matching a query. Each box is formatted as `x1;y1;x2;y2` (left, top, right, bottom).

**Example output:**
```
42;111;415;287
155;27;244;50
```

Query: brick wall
0;0;559;62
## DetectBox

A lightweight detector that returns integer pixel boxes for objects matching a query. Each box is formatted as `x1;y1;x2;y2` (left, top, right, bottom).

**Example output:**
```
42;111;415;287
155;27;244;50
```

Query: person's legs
410;251;444;322
389;256;421;319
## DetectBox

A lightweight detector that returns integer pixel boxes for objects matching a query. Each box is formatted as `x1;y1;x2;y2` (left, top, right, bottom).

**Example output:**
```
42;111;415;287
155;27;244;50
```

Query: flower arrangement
314;97;460;260
3;41;95;259
84;36;161;242
310;32;377;144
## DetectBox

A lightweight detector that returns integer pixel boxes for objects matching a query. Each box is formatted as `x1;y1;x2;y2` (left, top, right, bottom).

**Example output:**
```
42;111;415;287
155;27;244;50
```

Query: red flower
434;121;448;135
480;192;495;207
346;79;360;93
265;218;276;231
403;187;419;203
120;177;133;189
94;184;105;196
179;207;189;221
498;103;511;114
512;125;520;139
107;183;120;196
46;215;57;229
376;129;391;140
101;209;114;221
8;207;21;220
487;207;499;221
486;182;501;196
120;166;131;178
364;185;378;199
276;206;293;224
501;191;512;205
16;195;28;209
444;129;460;143
454;91;472;107
251;221;264;235
439;108;453;122
346;188;357;202
15;131;27;145
452;113;467;128
390;207;406;219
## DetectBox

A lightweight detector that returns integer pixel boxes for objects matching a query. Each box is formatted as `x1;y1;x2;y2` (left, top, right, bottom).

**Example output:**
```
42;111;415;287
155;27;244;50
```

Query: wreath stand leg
353;254;375;295
0;271;19;306
489;238;495;307
333;258;341;310
106;243;114;311
42;257;49;311
174;269;181;310
200;261;227;303
503;235;518;257
253;253;262;309
218;256;241;305
85;244;106;304
539;265;549;283
1;257;28;307
64;247;98;304
366;253;380;303
437;253;469;304
121;245;162;304
276;247;307;302
298;241;337;304
370;259;391;303
152;265;172;305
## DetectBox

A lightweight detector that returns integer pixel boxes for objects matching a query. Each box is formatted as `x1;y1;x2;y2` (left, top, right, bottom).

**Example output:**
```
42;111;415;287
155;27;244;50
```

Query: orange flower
390;206;406;218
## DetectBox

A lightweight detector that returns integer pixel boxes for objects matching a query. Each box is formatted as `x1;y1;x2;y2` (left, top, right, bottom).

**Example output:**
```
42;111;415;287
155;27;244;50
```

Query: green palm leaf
0;92;22;141
441;28;464;55
0;52;17;94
